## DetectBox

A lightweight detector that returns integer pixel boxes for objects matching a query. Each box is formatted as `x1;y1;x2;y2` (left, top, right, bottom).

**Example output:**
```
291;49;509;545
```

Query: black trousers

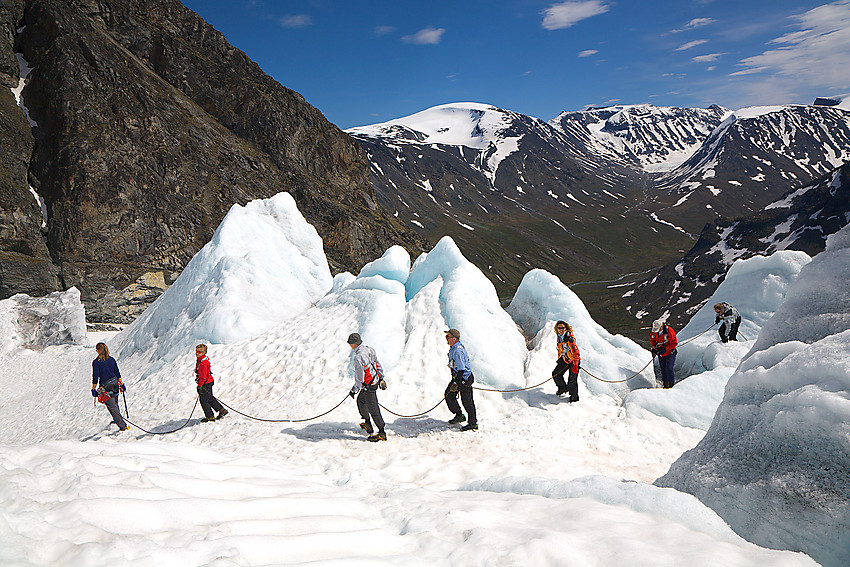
552;358;579;400
719;317;741;342
357;387;385;432
445;374;477;426
198;383;224;419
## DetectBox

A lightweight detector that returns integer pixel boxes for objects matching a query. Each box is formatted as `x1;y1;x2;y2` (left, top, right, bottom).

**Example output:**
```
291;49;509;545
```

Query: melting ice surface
0;192;841;566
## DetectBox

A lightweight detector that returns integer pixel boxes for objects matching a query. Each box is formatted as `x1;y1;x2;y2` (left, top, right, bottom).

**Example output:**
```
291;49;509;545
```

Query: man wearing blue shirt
444;328;478;431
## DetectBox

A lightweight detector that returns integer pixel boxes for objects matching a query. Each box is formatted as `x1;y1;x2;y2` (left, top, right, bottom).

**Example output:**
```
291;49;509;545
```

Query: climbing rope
379;396;446;418
123;397;200;435
472;376;554;392
110;325;728;432
217;393;351;423
580;323;718;384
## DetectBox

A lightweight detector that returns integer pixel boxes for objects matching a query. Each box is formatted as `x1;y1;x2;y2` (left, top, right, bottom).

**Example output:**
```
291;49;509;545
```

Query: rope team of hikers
91;302;743;440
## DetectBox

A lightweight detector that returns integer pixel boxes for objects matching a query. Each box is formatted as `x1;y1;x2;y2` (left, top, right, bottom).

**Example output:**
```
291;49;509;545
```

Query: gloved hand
449;381;458;393
349;387;356;399
91;389;98;397
715;315;721;324
378;379;387;390
651;349;658;357
120;383;126;392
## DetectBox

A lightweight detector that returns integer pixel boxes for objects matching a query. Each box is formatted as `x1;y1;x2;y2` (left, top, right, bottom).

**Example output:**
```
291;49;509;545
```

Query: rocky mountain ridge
0;0;425;322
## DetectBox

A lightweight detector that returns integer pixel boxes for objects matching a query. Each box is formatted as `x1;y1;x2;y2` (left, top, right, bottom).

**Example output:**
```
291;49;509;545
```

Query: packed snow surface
0;193;831;566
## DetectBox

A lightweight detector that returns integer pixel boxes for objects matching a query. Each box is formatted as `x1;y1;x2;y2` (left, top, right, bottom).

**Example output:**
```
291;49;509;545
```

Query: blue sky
181;1;850;129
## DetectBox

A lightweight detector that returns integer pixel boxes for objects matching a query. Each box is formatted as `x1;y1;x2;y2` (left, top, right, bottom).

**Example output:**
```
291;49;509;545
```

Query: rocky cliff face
0;0;424;322
0;0;59;299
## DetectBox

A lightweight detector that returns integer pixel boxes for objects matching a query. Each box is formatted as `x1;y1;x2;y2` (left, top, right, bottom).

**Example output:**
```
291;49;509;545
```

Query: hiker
714;302;741;342
346;333;387;442
444;328;478;431
552;321;580;402
650;320;678;389
91;342;128;431
195;344;228;423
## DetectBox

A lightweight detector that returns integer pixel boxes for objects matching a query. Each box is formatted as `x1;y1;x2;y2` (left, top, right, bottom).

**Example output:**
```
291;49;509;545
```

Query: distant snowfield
0;193;835;566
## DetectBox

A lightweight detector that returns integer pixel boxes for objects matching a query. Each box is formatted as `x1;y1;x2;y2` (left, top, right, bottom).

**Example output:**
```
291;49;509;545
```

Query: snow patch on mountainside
348;102;525;182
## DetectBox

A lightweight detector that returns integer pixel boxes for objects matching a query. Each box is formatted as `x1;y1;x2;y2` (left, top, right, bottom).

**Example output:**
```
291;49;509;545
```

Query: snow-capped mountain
622;160;850;330
652;103;850;231
348;99;850;338
346;102;697;309
550;103;730;176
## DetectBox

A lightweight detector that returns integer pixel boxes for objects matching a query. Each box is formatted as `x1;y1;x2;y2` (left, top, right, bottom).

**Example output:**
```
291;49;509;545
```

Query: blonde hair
96;342;109;361
195;344;207;354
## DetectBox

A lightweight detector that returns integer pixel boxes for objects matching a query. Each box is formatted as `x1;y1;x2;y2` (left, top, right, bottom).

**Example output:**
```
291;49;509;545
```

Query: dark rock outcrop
0;0;424;322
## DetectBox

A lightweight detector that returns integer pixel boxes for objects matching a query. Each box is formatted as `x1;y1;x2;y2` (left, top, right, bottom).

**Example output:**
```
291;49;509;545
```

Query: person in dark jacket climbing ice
714;302;742;342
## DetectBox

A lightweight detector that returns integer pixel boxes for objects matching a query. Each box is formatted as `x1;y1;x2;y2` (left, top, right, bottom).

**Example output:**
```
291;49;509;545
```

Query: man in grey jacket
347;333;387;442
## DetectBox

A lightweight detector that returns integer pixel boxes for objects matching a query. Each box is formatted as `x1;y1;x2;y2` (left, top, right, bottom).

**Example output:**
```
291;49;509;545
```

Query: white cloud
676;39;708;51
578;49;598;57
542;1;610;30
375;25;396;36
731;1;850;91
278;14;312;28
402;26;446;45
693;53;724;62
671;17;717;33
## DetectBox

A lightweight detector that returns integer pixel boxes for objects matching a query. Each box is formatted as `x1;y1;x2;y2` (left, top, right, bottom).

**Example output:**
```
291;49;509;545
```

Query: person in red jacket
650;319;678;389
195;344;228;422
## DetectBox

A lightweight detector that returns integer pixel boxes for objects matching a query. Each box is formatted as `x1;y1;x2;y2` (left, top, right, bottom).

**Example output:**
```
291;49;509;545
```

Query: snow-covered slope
551;103;729;172
0;193;833;566
113;192;332;368
624;251;811;430
348;102;531;184
655;224;850;567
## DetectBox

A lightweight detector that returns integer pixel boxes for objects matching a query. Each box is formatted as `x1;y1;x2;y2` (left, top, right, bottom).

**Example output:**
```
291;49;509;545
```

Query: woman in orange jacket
552;321;581;402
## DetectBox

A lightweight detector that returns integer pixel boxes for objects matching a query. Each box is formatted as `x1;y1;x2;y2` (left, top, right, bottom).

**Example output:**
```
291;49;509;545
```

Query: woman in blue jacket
91;342;128;431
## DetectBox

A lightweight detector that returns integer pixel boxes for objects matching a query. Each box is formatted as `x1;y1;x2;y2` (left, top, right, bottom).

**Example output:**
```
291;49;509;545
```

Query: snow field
0;192;836;566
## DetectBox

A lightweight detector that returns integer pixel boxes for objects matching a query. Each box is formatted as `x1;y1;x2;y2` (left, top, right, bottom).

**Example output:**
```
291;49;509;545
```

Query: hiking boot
200;416;215;423
448;413;466;424
367;431;387;442
359;422;374;434
460;423;478;432
217;409;228;420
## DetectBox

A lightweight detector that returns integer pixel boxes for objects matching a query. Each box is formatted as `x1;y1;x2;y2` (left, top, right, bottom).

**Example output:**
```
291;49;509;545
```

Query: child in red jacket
195;344;228;422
